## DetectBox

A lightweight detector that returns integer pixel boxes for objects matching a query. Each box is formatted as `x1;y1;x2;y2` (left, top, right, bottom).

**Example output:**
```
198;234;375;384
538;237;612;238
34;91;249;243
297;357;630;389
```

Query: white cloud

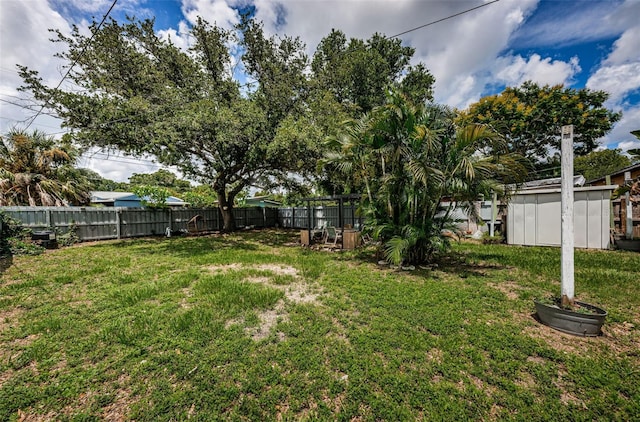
181;0;240;30
599;105;640;151
495;54;581;87
0;0;71;133
618;139;640;152
587;22;640;105
604;26;640;66
586;12;640;150
158;20;192;50
587;63;640;104
511;0;635;48
79;150;179;183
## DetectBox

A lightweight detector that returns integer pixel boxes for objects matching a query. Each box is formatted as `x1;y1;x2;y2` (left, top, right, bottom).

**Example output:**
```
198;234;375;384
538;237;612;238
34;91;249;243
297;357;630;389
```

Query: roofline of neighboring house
89;191;188;206
587;162;640;184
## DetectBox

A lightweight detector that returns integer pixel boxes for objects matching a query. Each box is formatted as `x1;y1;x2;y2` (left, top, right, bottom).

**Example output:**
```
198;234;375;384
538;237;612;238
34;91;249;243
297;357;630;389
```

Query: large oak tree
19;16;312;231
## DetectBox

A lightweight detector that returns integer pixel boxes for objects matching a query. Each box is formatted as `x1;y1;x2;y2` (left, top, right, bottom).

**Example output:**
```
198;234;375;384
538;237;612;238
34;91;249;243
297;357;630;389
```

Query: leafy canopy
18;16;312;230
574;149;631;181
311;29;434;115
459;81;621;161
128;169;192;195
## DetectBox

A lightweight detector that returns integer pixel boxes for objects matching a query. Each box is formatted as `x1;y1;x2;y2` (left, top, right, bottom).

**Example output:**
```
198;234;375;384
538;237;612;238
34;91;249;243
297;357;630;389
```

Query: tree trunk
217;189;236;232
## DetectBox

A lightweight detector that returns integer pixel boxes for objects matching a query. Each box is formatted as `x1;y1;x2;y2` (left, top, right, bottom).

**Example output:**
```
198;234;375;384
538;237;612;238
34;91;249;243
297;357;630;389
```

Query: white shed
507;185;617;249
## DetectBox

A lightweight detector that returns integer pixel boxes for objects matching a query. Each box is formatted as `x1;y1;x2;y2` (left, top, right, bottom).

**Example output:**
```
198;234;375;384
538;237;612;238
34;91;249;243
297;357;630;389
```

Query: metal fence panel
172;208;220;232
277;205;360;229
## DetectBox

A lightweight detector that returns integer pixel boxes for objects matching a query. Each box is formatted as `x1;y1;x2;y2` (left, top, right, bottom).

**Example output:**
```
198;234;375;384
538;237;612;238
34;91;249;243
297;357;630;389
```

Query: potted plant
534;125;606;337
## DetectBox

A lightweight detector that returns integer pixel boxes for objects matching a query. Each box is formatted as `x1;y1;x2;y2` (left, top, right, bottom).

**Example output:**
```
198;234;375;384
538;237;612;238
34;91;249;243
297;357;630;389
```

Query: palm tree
0;129;91;206
330;90;529;266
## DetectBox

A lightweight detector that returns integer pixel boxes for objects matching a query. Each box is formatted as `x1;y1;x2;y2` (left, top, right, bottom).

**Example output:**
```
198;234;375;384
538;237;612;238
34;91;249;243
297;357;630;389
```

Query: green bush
481;231;504;244
56;224;80;247
0;212;44;257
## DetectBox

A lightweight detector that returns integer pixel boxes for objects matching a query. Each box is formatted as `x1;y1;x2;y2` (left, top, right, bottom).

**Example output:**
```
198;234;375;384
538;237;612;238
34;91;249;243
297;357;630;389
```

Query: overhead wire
389;0;500;38
23;0;119;131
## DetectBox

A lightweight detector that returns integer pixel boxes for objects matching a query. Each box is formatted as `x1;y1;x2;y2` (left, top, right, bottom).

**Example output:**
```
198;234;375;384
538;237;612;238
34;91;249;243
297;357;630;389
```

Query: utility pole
561;125;575;307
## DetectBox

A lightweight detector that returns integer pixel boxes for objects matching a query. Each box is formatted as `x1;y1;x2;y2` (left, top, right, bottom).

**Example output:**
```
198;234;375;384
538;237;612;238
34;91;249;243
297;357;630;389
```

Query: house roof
90;191;188;206
587;162;640;184
90;191;138;202
245;196;282;206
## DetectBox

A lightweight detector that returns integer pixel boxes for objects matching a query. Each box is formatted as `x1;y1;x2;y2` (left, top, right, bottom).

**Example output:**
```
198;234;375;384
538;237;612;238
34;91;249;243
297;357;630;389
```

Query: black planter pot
534;300;606;337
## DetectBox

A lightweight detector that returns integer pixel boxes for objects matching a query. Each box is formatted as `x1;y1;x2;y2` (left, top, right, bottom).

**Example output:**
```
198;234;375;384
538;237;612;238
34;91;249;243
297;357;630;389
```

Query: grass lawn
1;230;639;421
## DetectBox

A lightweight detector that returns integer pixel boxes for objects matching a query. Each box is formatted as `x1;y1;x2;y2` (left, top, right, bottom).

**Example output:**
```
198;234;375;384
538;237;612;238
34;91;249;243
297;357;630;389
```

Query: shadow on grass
0;255;13;275
346;243;506;280
78;229;301;258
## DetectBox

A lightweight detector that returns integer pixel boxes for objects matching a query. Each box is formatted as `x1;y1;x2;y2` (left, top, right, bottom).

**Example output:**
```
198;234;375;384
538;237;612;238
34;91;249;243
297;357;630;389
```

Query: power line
82;154;162;167
389;0;500;38
23;0;119;131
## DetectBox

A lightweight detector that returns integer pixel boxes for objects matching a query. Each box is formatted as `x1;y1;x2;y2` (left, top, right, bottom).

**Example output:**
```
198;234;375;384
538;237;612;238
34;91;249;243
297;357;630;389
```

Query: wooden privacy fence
0;206;278;242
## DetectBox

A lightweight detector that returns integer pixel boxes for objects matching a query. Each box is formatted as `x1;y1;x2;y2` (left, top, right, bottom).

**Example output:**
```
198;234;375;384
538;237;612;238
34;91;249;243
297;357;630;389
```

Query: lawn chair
324;226;342;247
311;222;327;241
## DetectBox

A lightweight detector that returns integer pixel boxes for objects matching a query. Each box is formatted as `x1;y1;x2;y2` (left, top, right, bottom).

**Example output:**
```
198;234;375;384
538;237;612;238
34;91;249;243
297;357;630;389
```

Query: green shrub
56;224;80;247
481;231;504;244
0;212;44;257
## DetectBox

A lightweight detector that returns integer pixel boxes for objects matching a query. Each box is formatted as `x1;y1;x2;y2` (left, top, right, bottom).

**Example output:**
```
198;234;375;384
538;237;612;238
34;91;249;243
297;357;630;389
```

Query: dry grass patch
211;264;321;341
487;281;522;300
524;319;639;364
0;306;23;334
102;375;134;421
523;324;601;356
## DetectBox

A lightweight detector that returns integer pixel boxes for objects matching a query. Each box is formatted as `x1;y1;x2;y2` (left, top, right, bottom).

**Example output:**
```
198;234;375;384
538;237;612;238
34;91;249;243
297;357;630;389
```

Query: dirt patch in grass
524;318;640;362
253;264;299;277
487;281;522;300
102;374;133;421
206;263;243;273
523;324;602;355
426;348;443;364
214;264;320;341
248;300;288;341
0;306;23;333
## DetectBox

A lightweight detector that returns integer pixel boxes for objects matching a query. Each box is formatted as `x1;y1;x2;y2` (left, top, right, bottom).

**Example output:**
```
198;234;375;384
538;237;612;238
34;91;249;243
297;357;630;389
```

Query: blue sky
1;0;639;182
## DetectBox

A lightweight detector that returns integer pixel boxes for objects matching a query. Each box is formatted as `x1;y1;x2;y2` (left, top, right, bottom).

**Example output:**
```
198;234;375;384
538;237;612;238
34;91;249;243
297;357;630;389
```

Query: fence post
46;208;52;229
625;171;633;239
115;208;121;239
